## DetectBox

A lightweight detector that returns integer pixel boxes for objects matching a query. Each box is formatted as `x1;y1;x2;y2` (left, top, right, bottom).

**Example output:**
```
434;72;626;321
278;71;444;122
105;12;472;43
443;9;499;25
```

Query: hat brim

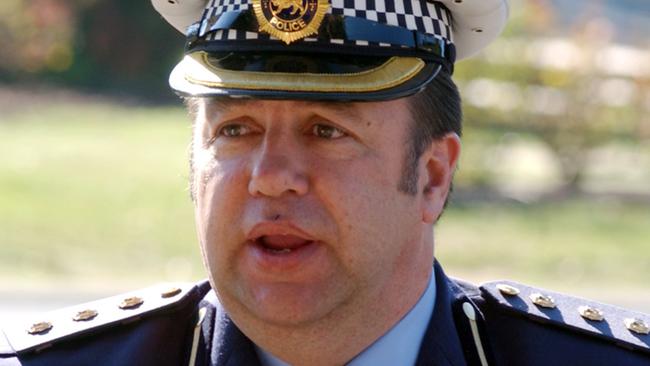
169;51;442;101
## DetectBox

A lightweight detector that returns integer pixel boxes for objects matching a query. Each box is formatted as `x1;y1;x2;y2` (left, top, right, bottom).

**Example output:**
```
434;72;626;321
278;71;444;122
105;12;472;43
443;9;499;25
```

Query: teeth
269;248;292;254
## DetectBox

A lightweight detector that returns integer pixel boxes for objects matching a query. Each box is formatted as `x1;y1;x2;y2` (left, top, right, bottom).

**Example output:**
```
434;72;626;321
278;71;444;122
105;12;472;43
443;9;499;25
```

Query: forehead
196;97;412;122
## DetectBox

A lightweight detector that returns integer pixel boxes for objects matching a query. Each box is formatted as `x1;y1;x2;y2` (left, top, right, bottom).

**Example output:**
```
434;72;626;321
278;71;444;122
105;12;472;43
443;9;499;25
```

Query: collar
414;261;472;366
256;270;436;366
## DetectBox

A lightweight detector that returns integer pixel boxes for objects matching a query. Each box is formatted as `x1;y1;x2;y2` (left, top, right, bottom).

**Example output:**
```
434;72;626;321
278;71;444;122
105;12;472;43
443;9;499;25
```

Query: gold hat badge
253;0;330;44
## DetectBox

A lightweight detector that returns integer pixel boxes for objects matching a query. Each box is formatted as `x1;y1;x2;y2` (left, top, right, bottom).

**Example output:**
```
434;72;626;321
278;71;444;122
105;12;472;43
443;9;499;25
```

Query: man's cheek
196;159;235;202
199;167;248;239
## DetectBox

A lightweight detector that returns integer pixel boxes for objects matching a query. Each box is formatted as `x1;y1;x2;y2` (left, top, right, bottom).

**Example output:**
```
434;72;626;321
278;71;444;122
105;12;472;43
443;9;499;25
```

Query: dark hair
186;71;462;201
399;71;462;197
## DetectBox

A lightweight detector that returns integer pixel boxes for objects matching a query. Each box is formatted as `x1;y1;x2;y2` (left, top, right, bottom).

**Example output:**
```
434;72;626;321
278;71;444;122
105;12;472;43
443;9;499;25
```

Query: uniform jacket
2;262;649;366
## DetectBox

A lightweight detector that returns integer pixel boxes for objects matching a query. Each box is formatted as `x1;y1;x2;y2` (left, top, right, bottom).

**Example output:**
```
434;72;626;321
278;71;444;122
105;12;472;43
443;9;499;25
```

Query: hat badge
253;0;329;44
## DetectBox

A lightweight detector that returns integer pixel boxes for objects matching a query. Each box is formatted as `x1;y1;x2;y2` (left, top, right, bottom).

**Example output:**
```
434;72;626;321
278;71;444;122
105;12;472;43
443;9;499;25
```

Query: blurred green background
1;0;649;313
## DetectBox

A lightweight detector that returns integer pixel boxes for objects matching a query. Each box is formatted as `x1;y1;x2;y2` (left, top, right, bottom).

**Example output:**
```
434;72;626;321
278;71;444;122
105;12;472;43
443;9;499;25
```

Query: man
1;0;649;365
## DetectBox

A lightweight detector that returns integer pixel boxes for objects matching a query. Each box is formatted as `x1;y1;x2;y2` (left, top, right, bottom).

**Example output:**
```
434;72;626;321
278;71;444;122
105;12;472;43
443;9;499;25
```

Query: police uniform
3;0;650;364
1;263;649;365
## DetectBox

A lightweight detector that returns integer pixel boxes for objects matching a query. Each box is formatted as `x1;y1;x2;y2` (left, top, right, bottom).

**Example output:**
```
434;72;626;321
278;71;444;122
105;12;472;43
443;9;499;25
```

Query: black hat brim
169;51;442;101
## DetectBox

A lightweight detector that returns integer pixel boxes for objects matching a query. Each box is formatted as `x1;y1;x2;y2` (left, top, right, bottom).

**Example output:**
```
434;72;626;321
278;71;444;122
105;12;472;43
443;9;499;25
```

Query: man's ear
421;133;461;224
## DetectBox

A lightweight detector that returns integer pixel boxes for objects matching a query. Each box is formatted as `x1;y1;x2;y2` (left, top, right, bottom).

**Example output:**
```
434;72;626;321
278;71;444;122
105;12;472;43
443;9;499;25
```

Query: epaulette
480;280;650;355
1;281;202;356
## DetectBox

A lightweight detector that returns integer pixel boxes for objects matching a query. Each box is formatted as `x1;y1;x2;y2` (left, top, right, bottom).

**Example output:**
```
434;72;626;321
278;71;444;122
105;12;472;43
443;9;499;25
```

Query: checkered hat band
202;29;425;50
199;0;453;45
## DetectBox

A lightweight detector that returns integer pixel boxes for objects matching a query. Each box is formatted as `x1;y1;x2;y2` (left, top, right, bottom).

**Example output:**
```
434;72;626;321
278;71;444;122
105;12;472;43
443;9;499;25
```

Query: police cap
152;0;508;100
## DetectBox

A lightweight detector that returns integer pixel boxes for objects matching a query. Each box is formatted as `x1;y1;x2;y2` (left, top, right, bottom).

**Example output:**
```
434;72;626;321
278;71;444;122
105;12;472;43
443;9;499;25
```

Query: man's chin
246;282;344;326
216;279;350;329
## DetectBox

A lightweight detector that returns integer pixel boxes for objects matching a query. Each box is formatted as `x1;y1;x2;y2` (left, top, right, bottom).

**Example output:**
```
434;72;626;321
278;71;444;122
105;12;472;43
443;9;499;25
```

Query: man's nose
248;141;309;197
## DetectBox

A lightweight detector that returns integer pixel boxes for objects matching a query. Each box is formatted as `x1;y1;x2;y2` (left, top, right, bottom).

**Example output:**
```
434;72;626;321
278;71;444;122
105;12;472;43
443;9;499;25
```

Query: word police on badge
254;0;329;43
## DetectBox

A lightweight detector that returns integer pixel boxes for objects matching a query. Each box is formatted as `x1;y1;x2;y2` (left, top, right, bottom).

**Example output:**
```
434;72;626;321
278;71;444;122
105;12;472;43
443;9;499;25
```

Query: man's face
191;98;446;327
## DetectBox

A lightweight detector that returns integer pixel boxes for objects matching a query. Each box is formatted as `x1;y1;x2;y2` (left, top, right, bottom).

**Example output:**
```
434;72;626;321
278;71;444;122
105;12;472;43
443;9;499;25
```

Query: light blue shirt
255;271;437;366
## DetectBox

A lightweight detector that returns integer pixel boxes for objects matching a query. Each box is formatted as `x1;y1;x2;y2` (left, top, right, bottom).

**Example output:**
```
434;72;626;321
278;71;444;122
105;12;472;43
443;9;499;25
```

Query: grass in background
436;200;650;312
0;103;201;287
437;201;650;285
1;102;648;310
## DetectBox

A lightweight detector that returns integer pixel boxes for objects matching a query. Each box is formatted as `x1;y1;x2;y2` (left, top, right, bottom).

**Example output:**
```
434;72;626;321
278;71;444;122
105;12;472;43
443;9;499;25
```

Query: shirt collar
255;270;437;366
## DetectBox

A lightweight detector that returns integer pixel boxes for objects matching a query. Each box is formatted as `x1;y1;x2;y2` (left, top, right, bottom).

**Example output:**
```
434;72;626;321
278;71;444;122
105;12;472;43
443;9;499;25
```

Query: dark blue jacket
2;263;649;365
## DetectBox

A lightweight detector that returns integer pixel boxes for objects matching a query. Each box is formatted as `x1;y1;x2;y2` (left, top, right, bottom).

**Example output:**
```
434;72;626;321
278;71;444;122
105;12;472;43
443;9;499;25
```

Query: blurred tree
0;0;184;100
0;0;84;75
69;0;184;98
455;0;650;196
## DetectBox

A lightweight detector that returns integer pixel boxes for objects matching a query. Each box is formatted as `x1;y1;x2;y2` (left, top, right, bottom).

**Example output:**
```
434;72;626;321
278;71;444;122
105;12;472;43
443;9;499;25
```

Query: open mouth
254;235;315;254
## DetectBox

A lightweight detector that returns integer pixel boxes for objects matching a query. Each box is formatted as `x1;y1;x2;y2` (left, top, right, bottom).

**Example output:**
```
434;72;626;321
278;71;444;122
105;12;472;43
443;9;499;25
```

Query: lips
256;235;313;253
246;222;317;254
244;222;323;271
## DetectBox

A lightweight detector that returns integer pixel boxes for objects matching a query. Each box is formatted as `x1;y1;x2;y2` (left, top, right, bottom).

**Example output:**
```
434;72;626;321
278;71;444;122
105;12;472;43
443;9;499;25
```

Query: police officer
1;0;649;365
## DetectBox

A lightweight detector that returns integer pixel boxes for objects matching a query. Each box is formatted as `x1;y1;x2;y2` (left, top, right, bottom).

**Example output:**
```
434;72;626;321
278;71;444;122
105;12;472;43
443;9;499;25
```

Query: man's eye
218;124;251;137
311;124;346;139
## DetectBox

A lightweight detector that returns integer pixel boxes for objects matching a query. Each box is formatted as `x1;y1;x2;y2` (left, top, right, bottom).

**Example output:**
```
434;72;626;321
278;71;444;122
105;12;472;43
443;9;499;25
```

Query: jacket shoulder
474;279;650;364
1;280;210;364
